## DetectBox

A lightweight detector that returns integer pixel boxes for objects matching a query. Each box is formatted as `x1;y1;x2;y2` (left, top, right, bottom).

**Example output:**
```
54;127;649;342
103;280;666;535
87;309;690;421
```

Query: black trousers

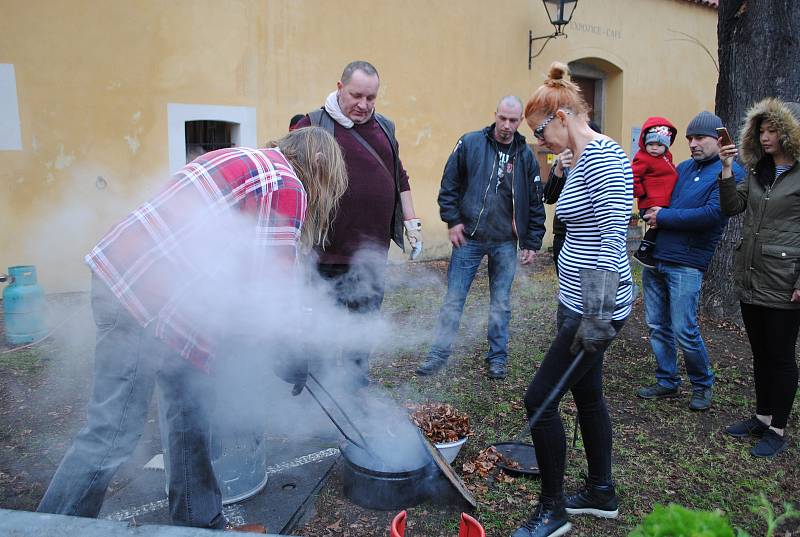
523;303;625;504
317;262;386;383
740;302;800;429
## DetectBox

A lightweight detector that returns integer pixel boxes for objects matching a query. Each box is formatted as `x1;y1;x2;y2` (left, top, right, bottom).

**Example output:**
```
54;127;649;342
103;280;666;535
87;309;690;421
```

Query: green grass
0;347;46;372
363;259;800;537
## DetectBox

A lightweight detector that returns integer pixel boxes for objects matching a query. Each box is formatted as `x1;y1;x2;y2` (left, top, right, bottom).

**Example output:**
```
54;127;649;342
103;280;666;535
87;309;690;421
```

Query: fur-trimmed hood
739;98;800;169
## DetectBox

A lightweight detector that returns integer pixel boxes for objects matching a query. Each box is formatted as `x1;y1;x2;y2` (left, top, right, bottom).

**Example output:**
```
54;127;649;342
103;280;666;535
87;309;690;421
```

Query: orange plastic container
390;510;485;537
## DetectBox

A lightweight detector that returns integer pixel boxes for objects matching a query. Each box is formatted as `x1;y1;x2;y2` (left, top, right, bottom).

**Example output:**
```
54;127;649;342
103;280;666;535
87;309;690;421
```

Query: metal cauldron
340;440;435;511
303;373;474;511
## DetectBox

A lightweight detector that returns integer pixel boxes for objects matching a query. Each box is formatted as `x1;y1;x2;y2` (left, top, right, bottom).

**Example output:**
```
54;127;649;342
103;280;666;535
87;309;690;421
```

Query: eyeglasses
533;113;555;141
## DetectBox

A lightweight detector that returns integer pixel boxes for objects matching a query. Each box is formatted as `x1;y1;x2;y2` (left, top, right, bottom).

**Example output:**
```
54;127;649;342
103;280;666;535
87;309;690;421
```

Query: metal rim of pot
340;442;431;478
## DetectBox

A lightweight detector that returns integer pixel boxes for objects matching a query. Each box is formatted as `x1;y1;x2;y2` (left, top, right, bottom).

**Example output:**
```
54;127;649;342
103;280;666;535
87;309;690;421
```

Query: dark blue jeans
37;274;223;529
428;239;518;364
523;303;625;503
642;262;714;390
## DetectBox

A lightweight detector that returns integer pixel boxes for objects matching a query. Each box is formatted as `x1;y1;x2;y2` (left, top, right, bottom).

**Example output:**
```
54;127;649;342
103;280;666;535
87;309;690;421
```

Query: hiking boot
416;356;447;376
751;429;788;458
511;502;572;537
632;250;656;269
637;383;678;400
488;360;508;379
565;482;619;519
725;416;769;438
688;387;712;411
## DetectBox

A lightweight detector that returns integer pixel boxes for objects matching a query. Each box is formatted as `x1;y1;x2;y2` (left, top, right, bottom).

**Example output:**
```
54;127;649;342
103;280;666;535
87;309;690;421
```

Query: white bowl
435;437;467;464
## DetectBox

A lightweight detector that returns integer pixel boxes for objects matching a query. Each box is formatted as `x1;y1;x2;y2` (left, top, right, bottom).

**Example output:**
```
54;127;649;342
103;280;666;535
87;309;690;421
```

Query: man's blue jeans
428;239;518;364
37;273;224;529
642;262;714;389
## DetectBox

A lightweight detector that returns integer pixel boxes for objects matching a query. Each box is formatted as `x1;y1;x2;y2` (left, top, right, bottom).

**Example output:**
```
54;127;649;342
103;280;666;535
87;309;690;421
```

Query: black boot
416;355;447;376
632;240;656;268
633;228;657;268
511;501;571;537
565;482;618;519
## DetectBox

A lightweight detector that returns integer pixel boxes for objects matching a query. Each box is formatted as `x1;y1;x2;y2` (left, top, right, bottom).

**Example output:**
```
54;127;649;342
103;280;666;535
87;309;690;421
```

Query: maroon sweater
296;114;411;264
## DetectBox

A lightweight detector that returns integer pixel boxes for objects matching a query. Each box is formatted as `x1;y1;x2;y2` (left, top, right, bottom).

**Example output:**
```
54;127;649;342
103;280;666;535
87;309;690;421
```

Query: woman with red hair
511;62;633;537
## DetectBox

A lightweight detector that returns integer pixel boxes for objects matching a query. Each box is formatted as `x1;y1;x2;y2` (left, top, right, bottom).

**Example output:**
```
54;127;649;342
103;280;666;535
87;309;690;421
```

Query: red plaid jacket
85;147;307;371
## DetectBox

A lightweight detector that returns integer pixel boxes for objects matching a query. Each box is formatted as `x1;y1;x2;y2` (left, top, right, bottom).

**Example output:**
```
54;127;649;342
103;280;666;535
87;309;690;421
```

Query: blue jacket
653;155;744;271
438;126;546;250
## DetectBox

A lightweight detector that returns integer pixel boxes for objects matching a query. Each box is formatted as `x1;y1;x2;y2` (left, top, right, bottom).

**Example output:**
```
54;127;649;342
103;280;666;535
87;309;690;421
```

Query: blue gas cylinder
2;265;47;345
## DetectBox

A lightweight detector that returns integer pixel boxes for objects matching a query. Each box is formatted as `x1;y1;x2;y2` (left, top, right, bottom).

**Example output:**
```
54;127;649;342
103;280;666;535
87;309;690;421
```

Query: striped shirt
775;164;792;181
85;147;307;371
555;139;634;320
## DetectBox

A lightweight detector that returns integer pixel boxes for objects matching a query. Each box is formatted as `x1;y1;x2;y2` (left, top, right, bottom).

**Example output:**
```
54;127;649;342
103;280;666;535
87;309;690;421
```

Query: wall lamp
529;0;578;69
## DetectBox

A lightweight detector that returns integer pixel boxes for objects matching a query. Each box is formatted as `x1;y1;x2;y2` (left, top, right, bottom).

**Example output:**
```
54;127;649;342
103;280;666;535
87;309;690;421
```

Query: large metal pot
340;441;435;511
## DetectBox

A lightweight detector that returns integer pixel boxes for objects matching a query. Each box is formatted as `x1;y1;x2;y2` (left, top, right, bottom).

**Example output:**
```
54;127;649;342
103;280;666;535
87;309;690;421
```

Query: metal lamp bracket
529;30;568;70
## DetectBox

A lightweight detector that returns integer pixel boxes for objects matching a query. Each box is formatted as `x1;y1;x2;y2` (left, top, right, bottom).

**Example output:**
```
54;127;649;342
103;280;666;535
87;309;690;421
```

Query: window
185;120;236;162
167;104;256;174
0;64;22;151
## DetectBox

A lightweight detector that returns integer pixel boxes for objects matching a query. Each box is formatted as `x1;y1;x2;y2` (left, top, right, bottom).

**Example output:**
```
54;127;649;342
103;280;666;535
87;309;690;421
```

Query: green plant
750;493;800;537
628;503;736;537
628;496;800;537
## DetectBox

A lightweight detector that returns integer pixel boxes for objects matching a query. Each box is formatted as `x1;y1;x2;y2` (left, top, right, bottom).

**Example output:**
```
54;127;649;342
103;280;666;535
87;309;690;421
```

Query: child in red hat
632;117;678;267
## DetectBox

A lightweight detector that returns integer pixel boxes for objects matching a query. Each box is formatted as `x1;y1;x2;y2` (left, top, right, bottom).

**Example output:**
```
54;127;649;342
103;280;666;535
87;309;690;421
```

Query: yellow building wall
0;0;718;293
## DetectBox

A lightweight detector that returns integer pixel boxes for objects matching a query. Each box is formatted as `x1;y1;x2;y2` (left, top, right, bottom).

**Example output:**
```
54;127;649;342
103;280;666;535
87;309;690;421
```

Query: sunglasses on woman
533;113;555;141
533;110;574;141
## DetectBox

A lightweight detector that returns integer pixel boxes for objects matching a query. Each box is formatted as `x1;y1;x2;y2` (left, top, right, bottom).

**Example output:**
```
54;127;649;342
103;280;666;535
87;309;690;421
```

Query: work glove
272;351;309;396
570;268;620;355
404;218;424;260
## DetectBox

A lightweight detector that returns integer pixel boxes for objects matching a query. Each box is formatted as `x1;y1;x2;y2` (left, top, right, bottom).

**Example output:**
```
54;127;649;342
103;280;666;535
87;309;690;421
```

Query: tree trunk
702;0;800;317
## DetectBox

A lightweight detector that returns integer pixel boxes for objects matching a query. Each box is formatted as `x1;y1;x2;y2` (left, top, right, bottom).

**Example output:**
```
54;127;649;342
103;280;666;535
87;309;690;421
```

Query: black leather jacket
438;126;546;250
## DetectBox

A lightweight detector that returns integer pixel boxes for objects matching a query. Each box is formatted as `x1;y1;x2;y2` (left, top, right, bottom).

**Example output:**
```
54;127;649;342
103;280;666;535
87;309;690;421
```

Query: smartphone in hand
716;127;733;147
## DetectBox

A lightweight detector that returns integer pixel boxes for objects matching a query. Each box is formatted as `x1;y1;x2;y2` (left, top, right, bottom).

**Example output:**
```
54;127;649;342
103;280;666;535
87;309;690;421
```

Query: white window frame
167;103;257;174
0;64;23;151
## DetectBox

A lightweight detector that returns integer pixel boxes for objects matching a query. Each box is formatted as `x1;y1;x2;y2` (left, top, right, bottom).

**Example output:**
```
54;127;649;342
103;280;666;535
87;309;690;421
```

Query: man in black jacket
416;96;546;379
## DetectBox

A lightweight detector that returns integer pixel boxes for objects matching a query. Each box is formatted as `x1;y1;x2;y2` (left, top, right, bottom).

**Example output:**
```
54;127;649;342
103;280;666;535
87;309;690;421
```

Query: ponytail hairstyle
524;62;590;121
267;127;348;250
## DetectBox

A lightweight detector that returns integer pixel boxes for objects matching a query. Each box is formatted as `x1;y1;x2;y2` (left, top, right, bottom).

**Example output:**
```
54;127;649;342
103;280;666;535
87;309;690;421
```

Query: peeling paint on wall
124;112;144;154
124;135;141;153
414;127;431;146
54;144;76;170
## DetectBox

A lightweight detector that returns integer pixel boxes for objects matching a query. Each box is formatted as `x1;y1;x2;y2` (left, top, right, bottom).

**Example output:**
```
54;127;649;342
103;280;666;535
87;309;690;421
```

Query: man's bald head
497;96;523;114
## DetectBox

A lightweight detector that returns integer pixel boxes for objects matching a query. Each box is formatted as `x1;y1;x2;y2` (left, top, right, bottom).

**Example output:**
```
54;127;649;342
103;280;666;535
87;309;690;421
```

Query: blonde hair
268;127;348;249
524;62;590;121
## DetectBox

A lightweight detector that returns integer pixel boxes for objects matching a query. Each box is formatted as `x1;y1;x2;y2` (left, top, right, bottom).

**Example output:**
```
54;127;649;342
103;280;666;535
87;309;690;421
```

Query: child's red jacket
633;116;678;209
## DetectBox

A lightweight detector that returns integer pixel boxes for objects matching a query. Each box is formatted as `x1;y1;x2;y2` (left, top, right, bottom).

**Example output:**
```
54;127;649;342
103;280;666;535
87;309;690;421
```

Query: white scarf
324;91;353;128
324;90;374;129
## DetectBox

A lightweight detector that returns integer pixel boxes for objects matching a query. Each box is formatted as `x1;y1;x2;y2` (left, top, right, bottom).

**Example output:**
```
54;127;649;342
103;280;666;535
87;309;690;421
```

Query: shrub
628;503;736;537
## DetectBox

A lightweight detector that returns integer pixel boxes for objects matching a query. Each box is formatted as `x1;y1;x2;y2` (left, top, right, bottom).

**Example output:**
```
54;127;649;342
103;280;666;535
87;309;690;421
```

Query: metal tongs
511;350;585;442
303;373;381;460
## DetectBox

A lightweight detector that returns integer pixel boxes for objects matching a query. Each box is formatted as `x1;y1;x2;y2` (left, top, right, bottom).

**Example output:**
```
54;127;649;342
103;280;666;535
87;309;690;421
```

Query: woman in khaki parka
718;97;800;459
